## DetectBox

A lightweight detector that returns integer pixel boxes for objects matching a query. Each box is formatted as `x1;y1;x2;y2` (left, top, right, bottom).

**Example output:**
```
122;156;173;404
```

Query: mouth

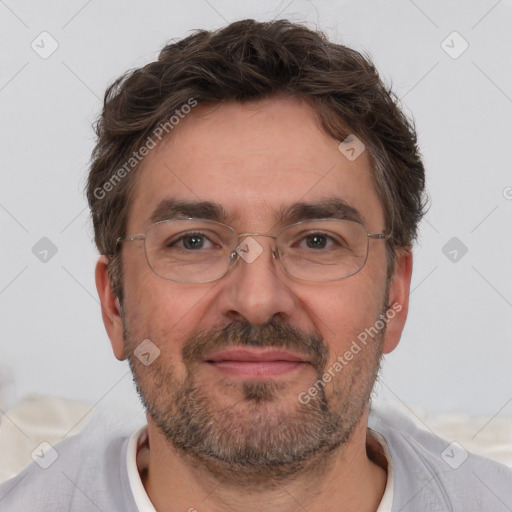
205;347;311;378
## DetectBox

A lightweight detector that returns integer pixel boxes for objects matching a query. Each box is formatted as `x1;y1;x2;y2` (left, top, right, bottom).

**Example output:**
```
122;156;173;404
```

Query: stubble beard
124;316;384;486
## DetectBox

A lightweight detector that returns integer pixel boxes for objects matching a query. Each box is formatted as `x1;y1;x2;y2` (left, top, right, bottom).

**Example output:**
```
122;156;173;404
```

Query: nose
215;235;297;325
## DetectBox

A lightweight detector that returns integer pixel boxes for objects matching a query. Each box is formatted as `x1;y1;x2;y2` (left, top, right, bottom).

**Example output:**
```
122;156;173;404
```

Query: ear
382;248;413;355
95;256;126;360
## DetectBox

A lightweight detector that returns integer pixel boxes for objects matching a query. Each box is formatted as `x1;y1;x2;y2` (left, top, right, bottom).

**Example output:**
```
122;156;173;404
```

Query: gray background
1;0;511;422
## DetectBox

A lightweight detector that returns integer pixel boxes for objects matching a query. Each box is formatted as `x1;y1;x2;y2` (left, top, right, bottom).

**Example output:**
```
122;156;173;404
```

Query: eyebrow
277;197;364;225
149;199;231;226
148;196;364;229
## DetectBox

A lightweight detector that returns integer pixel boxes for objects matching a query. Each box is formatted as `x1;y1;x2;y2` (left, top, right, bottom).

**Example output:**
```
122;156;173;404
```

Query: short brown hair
87;19;427;302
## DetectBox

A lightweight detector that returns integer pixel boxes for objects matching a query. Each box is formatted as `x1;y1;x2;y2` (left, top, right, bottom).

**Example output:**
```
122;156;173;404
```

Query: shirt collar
126;424;394;512
126;425;156;512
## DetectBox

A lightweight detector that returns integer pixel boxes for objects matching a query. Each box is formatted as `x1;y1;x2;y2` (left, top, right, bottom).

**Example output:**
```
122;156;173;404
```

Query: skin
96;97;412;512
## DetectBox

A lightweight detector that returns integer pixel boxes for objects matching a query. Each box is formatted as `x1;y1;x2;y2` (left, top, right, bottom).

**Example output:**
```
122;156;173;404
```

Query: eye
303;233;331;249
298;232;342;250
168;232;217;250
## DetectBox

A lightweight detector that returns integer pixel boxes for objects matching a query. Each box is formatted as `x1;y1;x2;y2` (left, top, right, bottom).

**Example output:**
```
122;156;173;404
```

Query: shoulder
0;408;143;512
369;404;512;511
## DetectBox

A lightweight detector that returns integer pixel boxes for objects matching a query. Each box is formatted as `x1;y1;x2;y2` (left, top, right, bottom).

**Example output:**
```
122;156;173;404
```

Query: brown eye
305;233;329;249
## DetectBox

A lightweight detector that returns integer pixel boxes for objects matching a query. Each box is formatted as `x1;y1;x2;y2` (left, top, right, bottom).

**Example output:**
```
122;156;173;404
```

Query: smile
205;348;311;378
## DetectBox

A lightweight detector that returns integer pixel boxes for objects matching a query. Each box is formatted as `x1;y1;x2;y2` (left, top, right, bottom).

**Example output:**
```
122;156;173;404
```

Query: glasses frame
115;217;391;283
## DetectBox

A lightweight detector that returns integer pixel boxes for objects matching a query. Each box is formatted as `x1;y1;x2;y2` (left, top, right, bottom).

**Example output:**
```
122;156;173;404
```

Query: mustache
182;319;329;372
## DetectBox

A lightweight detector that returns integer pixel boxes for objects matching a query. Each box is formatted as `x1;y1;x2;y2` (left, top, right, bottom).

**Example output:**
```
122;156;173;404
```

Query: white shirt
126;425;394;511
127;425;157;512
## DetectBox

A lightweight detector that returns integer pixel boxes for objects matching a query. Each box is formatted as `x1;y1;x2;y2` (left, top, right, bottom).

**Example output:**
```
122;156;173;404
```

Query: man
1;18;510;512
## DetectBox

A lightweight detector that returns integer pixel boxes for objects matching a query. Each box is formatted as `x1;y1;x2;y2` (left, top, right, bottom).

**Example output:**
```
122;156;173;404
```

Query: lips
205;348;310;378
207;347;309;362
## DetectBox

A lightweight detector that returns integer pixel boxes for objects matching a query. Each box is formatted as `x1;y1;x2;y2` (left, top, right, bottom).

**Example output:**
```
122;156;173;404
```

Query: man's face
112;97;406;480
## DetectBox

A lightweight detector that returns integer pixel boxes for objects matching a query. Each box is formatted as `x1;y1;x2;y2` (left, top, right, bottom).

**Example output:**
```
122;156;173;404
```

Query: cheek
303;273;385;384
304;280;386;406
122;290;190;384
303;275;387;358
122;269;214;360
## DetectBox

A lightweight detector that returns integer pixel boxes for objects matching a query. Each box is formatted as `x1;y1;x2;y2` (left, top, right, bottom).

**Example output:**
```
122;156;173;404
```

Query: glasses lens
277;219;369;281
144;220;237;283
141;218;370;283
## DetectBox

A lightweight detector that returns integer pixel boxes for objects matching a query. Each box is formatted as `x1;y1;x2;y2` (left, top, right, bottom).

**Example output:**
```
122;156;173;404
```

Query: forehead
127;97;384;232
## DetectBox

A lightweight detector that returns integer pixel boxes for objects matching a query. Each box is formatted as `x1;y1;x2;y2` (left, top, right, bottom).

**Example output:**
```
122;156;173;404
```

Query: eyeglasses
116;218;390;283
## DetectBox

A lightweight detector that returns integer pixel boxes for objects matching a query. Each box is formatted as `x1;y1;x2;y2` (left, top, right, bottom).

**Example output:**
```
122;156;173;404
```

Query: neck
137;407;387;512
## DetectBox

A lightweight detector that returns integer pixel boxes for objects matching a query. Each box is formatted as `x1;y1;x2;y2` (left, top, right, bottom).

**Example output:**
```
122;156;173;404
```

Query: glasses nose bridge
237;231;279;259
